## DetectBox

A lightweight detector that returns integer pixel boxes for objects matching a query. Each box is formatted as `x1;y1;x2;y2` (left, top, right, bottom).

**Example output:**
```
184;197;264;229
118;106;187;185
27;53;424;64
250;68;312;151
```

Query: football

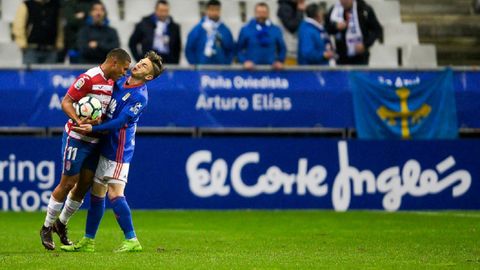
74;96;102;120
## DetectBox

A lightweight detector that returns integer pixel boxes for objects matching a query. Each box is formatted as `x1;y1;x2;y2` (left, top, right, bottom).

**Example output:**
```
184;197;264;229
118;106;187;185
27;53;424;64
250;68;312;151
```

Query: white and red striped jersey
64;66;114;143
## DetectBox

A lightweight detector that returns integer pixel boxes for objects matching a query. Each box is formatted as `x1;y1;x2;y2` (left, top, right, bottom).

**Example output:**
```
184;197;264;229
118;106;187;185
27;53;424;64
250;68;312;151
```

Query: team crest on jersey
65;161;71;171
130;102;143;115
122;93;131;101
74;78;85;90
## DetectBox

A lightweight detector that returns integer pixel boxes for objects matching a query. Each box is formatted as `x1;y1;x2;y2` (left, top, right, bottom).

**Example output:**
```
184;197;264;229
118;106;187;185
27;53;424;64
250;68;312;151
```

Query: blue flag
351;69;458;139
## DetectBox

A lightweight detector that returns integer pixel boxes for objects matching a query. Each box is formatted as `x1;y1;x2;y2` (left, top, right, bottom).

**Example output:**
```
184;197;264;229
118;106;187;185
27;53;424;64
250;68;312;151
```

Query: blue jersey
99;76;148;163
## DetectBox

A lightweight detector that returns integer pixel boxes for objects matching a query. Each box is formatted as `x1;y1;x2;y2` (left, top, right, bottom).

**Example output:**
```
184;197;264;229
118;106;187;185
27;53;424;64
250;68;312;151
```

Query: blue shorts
61;131;100;176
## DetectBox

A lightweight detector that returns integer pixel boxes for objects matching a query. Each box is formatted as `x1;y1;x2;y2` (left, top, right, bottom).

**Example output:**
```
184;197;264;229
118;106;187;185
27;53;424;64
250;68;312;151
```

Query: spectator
62;0;96;63
298;3;335;65
277;0;305;33
237;2;286;70
76;1;120;64
129;0;181;64
277;0;305;62
12;0;64;64
185;0;235;65
325;0;382;65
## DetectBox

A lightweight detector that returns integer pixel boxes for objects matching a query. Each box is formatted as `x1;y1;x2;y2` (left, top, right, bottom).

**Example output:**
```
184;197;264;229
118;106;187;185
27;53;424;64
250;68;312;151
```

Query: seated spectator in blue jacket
298;3;335;65
237;2;287;70
185;0;235;65
77;1;120;64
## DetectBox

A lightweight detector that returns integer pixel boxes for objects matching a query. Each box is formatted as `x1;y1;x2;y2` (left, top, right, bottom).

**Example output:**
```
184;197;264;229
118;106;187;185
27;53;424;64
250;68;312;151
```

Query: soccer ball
75;96;102;120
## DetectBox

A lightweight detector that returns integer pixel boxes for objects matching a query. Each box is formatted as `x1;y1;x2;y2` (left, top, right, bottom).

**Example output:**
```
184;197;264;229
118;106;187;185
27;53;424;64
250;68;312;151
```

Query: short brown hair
255;2;269;10
145;51;164;79
106;48;131;63
156;0;168;7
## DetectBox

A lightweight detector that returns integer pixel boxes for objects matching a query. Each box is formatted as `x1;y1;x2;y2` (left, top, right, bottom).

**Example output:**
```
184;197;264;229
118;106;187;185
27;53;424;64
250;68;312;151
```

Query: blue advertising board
0;137;478;211
0;69;479;128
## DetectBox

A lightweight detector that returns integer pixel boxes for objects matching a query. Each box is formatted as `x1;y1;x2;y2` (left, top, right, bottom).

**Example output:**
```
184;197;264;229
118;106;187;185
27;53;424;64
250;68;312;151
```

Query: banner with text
0;69;479;128
0;137;478;211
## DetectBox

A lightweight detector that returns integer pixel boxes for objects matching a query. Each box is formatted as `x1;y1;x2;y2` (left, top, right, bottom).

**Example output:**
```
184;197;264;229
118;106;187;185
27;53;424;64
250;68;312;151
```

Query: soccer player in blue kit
62;51;164;252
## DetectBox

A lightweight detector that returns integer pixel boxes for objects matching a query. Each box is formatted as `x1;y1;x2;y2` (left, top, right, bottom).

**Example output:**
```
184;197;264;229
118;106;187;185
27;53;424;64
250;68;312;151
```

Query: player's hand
72;124;93;134
74;117;86;126
83;118;102;126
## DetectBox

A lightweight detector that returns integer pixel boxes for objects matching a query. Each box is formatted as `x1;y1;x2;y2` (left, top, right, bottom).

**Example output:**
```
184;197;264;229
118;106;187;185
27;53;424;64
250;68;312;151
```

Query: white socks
44;195;83;227
44;197;63;227
59;196;83;225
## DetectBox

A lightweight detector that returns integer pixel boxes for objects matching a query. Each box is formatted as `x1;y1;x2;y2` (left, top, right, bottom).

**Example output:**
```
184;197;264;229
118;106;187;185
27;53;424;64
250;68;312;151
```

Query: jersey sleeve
92;95;148;133
92;113;130;132
66;74;93;101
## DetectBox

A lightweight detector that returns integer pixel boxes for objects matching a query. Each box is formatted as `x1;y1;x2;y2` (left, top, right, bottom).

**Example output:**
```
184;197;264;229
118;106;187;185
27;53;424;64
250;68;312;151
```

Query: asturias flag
351;69;458;139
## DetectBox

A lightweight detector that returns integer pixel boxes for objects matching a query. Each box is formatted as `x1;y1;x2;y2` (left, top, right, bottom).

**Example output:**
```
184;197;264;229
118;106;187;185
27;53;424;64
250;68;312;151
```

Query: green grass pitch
0;210;479;269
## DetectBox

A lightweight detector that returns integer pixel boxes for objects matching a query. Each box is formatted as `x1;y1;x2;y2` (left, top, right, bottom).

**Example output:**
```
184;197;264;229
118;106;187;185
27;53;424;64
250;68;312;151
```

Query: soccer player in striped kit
62;51;164;252
40;48;131;250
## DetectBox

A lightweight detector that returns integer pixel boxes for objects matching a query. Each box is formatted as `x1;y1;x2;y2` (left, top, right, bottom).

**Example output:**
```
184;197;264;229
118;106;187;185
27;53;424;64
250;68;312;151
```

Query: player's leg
108;182;142;252
53;167;94;246
99;159;141;252
61;157;109;252
85;180;108;239
55;148;99;236
69;168;95;202
40;173;79;250
58;168;93;226
60;180;108;252
41;133;86;250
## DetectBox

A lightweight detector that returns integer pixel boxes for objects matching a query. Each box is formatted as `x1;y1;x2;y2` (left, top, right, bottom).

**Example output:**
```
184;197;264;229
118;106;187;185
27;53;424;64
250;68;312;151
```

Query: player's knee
107;183;124;197
107;191;123;201
107;193;117;201
91;180;108;197
59;177;77;192
73;179;92;198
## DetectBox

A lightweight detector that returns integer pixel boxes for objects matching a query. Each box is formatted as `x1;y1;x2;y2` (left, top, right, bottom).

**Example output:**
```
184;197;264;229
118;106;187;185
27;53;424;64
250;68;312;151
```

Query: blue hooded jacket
237;19;286;65
297;19;330;65
185;17;235;65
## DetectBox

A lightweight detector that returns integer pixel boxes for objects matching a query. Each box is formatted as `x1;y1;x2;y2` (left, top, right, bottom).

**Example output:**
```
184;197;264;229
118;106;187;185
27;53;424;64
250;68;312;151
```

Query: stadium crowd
11;0;383;67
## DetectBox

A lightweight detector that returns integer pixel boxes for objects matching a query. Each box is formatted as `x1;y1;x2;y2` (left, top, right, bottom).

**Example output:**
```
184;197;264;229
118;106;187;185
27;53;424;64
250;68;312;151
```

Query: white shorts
94;155;130;186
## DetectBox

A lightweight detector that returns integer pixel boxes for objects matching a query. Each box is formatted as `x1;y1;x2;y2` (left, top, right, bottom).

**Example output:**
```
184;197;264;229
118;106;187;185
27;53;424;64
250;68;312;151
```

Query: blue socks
111;196;136;240
84;195;136;240
85;194;105;239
